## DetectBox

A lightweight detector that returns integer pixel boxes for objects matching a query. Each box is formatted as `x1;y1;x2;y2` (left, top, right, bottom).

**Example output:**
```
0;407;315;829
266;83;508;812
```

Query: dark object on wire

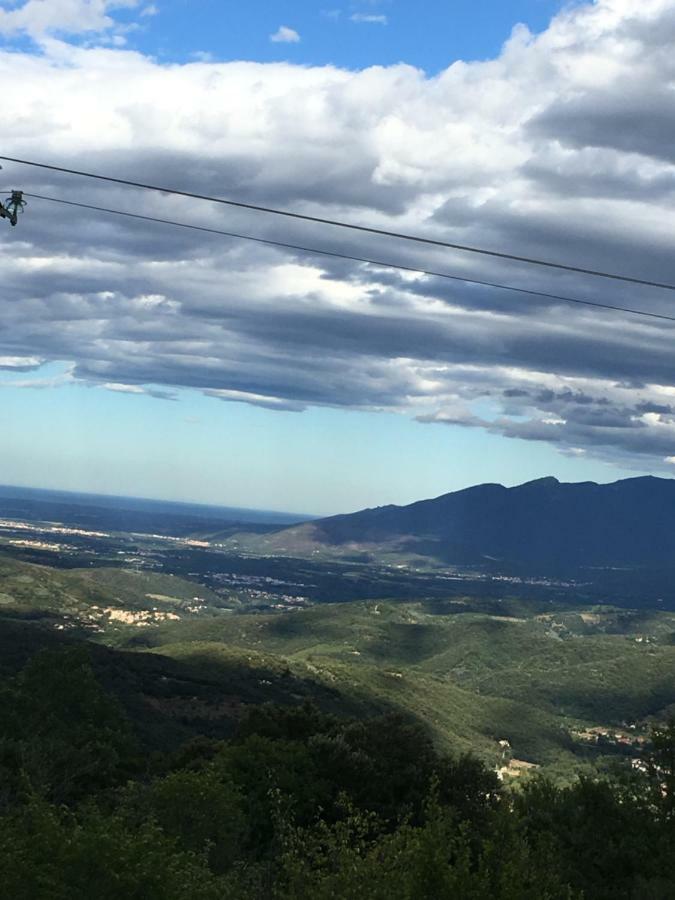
0;190;25;226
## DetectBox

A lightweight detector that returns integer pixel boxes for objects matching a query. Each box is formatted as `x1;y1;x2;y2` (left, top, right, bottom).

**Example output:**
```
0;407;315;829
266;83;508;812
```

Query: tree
0;647;137;805
121;768;248;873
213;735;331;857
0;800;224;900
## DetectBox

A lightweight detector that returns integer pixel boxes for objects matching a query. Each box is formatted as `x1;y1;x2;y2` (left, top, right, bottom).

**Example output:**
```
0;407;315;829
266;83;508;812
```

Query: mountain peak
517;476;561;489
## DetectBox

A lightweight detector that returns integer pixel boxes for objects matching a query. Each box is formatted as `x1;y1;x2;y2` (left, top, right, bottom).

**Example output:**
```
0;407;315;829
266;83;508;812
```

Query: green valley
1;547;673;780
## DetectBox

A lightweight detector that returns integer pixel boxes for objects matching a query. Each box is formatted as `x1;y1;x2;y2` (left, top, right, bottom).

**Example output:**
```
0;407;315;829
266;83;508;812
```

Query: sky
122;1;568;72
0;0;674;515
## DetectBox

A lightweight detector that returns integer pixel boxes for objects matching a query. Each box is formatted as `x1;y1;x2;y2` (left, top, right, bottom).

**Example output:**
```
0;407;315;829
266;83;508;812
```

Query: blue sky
1;0;673;516
125;1;568;71
0;363;636;516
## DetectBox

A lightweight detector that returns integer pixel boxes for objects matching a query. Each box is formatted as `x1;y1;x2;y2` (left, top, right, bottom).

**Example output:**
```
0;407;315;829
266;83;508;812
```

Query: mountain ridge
242;475;675;572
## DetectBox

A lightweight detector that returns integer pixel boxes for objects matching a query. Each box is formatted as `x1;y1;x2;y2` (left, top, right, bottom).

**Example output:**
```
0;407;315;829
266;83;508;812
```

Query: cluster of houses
574;725;648;749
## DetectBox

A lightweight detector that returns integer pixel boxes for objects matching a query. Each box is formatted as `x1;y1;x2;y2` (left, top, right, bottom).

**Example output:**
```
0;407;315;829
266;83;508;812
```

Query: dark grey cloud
529;89;675;164
521;158;675;203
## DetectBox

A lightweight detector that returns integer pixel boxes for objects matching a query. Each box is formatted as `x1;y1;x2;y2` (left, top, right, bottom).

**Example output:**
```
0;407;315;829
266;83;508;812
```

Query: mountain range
239;476;675;573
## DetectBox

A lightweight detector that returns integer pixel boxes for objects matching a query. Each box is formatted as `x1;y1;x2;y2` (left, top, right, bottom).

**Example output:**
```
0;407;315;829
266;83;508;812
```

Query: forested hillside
1;634;674;899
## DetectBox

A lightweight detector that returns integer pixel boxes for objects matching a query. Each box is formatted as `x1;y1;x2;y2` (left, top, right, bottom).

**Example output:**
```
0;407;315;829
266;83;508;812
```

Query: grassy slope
0;554;117;616
74;567;224;608
128;600;675;770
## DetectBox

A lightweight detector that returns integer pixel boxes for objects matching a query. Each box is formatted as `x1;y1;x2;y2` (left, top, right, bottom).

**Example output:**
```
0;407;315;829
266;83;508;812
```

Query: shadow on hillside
0;612;397;752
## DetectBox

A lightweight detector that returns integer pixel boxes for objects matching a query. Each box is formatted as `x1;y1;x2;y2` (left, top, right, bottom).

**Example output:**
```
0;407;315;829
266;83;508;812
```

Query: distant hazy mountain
258;476;675;571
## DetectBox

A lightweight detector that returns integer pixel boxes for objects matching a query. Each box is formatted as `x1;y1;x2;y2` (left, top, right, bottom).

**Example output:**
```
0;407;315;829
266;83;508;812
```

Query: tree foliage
0;647;674;898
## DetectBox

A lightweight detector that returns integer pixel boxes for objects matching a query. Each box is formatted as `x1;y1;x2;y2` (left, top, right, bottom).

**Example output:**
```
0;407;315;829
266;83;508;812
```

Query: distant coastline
0;483;312;528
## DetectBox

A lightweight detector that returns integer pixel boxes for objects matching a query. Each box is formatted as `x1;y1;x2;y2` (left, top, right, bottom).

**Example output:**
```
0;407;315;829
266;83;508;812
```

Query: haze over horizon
2;470;674;522
2;0;675;514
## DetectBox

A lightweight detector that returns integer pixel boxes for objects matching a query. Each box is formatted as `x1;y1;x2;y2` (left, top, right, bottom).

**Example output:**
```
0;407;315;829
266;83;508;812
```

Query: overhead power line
4;155;675;293
24;191;675;324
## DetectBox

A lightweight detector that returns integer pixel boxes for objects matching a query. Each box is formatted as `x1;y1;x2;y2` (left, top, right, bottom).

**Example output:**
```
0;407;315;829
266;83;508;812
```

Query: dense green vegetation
2;546;675;895
0;642;674;898
2;548;675;773
126;598;675;773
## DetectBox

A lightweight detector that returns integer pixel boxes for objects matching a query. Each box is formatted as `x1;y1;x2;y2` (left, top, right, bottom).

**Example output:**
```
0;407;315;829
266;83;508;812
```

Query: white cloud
103;382;145;394
351;13;388;24
205;388;305;412
103;382;176;399
0;0;139;37
0;367;74;388
0;356;43;369
270;25;300;43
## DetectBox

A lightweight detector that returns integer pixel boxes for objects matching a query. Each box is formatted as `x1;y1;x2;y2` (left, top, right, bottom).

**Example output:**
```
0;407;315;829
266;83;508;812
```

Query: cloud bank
1;0;675;470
